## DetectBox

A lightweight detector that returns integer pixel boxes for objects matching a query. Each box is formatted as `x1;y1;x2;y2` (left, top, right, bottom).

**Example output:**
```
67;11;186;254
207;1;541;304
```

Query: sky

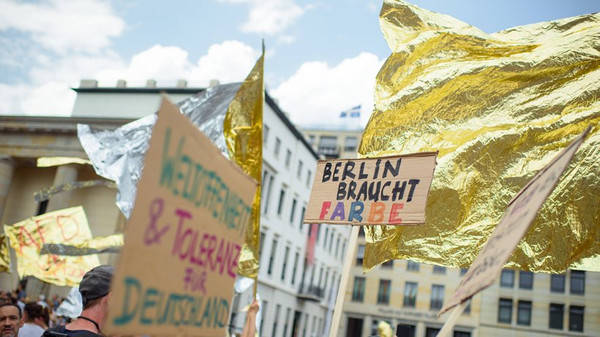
1;0;599;128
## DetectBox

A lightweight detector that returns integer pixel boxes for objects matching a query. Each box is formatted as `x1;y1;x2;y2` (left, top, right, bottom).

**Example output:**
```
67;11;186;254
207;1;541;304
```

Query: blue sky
1;0;599;127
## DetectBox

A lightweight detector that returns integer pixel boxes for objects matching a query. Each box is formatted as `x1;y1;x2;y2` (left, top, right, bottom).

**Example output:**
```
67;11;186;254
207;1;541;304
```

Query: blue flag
340;105;361;118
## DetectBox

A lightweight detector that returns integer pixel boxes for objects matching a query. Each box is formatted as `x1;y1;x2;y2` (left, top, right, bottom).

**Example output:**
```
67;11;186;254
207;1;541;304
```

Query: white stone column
0;156;15;222
46;164;79;212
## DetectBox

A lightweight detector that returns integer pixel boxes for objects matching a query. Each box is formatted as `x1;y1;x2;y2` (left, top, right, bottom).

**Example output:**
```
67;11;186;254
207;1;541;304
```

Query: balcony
297;282;325;302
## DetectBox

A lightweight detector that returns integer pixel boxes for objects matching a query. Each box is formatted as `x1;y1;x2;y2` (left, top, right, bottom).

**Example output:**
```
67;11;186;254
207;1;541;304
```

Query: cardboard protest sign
304;153;437;225
3;206;99;286
439;127;591;315
106;98;257;337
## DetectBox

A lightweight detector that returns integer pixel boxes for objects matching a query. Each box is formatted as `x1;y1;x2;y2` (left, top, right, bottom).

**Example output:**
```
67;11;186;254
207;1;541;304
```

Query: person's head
0;303;22;337
79;265;114;311
22;302;42;323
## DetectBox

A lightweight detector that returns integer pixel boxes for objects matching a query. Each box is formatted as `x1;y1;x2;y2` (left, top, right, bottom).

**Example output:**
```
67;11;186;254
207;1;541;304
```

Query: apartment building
301;128;363;159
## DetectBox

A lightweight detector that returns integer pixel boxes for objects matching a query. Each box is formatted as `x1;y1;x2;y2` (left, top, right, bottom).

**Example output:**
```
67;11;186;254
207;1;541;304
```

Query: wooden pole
329;225;360;337
436;300;468;337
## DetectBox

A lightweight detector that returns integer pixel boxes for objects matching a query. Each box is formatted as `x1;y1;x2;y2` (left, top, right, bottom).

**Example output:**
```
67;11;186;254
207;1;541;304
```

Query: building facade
1;79;352;337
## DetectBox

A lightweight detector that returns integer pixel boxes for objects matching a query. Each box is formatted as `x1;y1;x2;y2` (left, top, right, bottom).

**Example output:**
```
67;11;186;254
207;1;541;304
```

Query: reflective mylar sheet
0;235;10;273
225;47;264;279
78;83;241;218
361;0;600;273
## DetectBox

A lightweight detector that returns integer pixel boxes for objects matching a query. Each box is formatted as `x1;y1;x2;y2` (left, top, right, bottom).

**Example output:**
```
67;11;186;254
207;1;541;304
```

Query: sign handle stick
329;225;360;337
436;301;468;337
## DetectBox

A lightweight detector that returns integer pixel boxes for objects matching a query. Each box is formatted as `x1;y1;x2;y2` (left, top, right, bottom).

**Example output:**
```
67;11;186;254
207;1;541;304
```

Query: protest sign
304;153;437;225
439;126;591;316
106;98;257;337
3;206;99;286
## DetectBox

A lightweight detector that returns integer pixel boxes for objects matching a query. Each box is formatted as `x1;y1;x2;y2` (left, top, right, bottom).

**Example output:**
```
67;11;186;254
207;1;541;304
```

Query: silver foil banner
78;83;241;218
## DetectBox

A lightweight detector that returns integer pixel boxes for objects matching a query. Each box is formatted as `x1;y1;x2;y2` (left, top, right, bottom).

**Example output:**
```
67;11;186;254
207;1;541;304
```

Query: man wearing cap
43;265;113;337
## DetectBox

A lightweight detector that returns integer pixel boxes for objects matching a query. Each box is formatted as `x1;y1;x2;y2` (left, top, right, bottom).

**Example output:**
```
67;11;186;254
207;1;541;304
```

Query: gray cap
79;265;114;305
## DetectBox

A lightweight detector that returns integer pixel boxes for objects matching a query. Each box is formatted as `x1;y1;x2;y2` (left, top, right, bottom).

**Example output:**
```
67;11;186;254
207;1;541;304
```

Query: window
430;285;444;310
263;125;270;146
460;268;468;275
283;308;291;337
289;198;297;224
291;252;299;285
377;279;391;304
335;236;340;258
407;260;420;271
344;136;358;152
307;134;316;145
285;149;291;168
259;232;266;257
281;246;290;281
356;245;365;265
551;274;565;293
425;328;440;337
352;277;365;302
297;160;303;179
267;238;278;275
463;298;472;314
453;332;471;337
323;228;329;248
272;304;281;337
517;301;532;326
260;300;268;336
381;260;393;268
569;306;584;332
500;269;514;287
570;270;585;295
299;206;306;230
263;175;274;214
549;304;564;329
306;170;312;187
318;136;338;155
519;271;533;289
403;282;417;307
433;266;446;274
328;231;334;253
277;188;286;215
341;241;346;260
498;299;513;323
274;137;281;157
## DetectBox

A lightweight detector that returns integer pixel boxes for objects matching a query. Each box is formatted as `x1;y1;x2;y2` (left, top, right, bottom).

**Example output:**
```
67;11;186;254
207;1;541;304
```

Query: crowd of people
0;265;113;337
0;289;68;337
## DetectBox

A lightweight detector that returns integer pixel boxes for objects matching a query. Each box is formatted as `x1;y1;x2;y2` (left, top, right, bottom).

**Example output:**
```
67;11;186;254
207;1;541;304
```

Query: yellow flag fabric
224;45;264;279
360;0;600;273
3;206;100;286
0;234;10;273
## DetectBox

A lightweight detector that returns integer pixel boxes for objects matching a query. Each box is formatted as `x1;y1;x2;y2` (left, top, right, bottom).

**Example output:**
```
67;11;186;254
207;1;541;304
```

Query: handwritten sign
106;98;257;337
304;153;437;225
439;127;591;315
3;206;99;286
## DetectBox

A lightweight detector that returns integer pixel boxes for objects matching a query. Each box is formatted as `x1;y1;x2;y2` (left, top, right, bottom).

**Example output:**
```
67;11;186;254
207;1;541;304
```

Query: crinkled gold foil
224;45;264;279
0;234;10;273
3;206;100;286
361;0;600;273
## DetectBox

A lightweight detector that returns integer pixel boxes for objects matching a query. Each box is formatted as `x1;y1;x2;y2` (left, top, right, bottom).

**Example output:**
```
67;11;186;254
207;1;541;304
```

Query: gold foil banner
3;206;100;286
39;233;123;256
37;157;91;167
361;0;600;273
34;180;117;202
0;235;10;273
224;44;264;279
